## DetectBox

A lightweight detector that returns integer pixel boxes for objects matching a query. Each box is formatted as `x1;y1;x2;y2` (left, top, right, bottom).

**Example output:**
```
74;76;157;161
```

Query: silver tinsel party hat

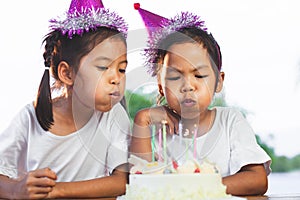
49;0;128;39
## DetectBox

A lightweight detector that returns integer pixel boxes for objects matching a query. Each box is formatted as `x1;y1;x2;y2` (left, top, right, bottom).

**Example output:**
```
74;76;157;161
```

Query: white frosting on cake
124;156;231;200
125;174;229;200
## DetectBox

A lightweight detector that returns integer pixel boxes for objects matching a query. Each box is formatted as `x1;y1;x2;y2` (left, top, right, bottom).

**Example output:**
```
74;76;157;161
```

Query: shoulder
13;102;37;126
214;106;245;121
212;106;248;131
100;103;130;126
1;102;38;139
112;102;128;114
108;103;129;119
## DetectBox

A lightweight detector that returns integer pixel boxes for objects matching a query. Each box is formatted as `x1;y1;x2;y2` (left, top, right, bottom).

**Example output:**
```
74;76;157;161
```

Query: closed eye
119;68;126;73
195;75;208;78
166;76;180;81
96;66;108;71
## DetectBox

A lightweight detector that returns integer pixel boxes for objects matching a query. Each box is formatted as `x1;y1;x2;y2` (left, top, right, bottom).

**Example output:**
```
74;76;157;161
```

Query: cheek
197;83;215;105
75;72;103;101
164;81;180;94
120;75;126;93
199;93;213;105
94;74;107;95
164;87;180;107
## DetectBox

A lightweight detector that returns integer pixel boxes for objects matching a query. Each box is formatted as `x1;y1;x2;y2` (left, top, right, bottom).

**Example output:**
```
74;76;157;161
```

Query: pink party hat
134;3;209;76
134;3;168;36
49;0;128;39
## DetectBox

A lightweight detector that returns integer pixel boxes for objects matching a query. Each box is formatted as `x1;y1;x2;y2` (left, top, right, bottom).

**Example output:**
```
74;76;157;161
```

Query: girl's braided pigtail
35;32;59;131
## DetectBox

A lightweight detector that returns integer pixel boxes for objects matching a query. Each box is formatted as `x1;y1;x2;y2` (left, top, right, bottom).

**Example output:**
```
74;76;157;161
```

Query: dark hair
155;27;222;77
35;27;126;131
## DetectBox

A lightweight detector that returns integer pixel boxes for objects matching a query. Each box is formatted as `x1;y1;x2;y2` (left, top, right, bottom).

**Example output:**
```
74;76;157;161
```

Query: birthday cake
123;155;231;200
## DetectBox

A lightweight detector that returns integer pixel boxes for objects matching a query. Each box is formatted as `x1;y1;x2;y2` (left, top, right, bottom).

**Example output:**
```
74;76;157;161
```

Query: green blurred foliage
256;133;300;172
125;89;300;172
125;90;156;124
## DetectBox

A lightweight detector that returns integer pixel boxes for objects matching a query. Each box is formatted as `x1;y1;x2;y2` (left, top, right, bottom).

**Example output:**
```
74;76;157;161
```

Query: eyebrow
95;56;112;62
167;65;209;73
166;66;180;73
95;56;128;65
120;60;128;65
192;65;209;71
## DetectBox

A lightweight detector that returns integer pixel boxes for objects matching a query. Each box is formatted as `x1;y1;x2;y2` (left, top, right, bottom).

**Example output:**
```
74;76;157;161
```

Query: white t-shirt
158;107;271;177
0;102;131;181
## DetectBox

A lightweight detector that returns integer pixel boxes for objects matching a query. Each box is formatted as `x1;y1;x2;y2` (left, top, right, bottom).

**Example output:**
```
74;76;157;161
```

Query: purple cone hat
134;3;168;37
49;0;128;39
134;3;207;76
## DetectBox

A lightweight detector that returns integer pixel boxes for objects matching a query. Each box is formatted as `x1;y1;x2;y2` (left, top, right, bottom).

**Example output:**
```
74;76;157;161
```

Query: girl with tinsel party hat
0;0;130;199
130;3;271;196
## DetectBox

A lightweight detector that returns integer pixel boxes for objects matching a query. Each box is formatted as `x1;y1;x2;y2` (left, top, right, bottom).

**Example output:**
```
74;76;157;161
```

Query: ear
215;72;225;93
158;84;164;96
157;71;164;96
57;61;74;86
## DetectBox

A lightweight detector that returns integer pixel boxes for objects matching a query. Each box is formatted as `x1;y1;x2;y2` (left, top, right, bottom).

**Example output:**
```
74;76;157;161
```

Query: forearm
50;168;128;199
130;110;154;162
130;136;152;162
0;175;15;199
222;164;268;196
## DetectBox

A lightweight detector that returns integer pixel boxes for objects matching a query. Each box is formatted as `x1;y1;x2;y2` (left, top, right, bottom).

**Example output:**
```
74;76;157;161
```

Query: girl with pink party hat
130;3;271;196
0;0;130;199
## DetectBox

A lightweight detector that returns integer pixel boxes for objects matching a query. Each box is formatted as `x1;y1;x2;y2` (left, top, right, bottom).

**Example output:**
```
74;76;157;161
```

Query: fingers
134;106;181;136
27;186;54;196
162;106;180;135
34;167;57;181
29;168;56;187
14;168;57;199
145;106;180;135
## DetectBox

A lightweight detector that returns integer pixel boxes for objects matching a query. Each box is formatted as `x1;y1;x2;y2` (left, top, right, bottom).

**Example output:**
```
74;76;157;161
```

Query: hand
134;106;180;136
130;106;180;161
14;168;57;199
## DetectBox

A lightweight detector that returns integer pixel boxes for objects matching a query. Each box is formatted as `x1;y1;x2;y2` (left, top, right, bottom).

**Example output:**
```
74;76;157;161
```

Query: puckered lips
109;91;121;99
181;98;197;107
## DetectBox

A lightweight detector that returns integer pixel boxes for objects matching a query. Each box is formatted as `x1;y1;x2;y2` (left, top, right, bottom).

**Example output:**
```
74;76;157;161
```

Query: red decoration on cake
194;168;201;173
172;160;178;169
135;171;143;174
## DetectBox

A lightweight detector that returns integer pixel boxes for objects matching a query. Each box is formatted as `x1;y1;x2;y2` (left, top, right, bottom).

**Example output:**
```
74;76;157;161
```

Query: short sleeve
106;103;131;174
229;110;271;175
0;104;31;179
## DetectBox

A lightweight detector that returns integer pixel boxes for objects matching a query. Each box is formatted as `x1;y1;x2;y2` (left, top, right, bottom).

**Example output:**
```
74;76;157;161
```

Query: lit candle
184;128;189;160
158;125;162;162
162;120;168;166
193;124;198;159
178;121;183;146
151;125;156;162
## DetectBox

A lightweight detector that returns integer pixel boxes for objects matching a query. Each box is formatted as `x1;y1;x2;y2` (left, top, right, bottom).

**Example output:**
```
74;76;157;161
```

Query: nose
110;70;121;85
180;77;195;93
110;76;120;85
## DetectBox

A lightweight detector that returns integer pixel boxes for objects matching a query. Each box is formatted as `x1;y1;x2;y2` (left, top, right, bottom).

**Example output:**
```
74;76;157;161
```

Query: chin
96;104;113;112
180;111;200;119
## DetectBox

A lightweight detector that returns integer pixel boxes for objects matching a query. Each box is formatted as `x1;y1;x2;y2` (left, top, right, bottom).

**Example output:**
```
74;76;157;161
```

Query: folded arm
0;168;56;199
47;164;128;199
222;164;268;196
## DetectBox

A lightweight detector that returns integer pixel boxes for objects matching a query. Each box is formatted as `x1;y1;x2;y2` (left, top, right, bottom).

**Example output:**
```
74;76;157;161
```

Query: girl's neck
50;96;94;136
180;109;215;137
